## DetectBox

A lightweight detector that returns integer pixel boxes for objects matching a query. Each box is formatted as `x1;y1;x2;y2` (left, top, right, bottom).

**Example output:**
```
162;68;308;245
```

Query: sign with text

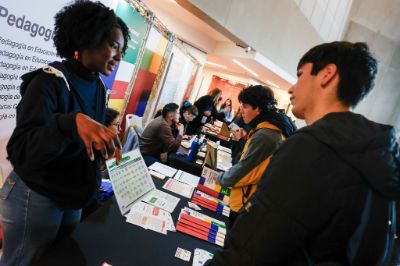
0;0;131;180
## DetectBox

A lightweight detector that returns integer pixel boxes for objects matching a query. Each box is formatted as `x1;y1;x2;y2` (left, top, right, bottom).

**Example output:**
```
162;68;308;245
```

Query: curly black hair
298;41;377;107
53;0;130;58
238;85;277;114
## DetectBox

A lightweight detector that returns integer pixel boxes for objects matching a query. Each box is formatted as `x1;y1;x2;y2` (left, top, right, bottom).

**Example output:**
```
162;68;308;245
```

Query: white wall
189;0;323;77
197;68;292;113
294;0;353;41
143;0;218;53
182;43;207;104
345;0;400;129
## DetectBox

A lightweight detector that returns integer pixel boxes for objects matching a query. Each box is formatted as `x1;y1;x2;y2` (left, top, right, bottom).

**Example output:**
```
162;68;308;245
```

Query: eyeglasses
111;122;121;129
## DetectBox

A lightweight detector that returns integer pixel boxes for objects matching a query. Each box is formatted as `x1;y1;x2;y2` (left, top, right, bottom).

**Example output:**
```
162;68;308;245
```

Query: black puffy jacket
7;60;107;209
208;112;400;266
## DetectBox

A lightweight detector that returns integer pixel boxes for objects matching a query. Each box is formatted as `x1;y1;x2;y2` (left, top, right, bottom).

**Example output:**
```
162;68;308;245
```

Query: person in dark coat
0;2;130;265
179;101;199;135
186;88;222;135
207;42;400;265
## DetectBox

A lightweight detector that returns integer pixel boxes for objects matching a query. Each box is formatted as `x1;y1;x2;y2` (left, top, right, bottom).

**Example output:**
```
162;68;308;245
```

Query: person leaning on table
217;85;296;226
0;1;130;265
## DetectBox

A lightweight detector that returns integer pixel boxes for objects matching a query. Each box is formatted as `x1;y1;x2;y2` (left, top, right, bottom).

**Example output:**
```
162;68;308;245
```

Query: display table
34;178;229;266
168;153;203;176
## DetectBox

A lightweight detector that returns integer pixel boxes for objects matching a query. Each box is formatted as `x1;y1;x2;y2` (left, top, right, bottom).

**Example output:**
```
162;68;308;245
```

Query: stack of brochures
197;167;230;205
126;202;175;235
192;190;230;217
148;162;178;180
176;207;226;247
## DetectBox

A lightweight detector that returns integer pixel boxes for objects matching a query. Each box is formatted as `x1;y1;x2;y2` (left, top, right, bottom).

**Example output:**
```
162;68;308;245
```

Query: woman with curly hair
0;1;130;264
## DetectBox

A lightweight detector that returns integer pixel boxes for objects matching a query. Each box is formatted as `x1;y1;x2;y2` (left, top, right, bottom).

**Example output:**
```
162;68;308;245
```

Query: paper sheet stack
176;207;226;247
192;190;230;217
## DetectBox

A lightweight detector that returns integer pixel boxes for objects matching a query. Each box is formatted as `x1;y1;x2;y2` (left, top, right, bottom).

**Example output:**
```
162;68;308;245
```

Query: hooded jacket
7;60;107;209
208;112;400;266
218;121;284;212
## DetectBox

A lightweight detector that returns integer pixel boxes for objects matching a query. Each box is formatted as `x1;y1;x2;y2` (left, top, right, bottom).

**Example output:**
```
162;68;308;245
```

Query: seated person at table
208;42;399;265
140;103;184;166
179;101;198;135
186;88;222;135
219;98;234;123
218;85;296;225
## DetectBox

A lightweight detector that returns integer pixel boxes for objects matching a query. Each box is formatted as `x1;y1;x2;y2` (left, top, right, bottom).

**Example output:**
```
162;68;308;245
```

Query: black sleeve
208;133;334;265
211;105;219;118
194;95;211;115
7;74;79;173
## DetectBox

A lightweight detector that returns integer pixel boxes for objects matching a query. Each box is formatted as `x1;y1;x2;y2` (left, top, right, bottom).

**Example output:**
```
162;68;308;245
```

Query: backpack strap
42;65;71;91
241;185;253;205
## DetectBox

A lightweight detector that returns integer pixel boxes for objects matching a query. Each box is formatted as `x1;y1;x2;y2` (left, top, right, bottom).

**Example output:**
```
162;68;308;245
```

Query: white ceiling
142;0;293;90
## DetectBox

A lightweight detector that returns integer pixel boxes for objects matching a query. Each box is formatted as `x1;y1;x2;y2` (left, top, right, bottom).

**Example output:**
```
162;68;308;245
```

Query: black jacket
208;112;400;265
186;95;219;135
7;60;107;209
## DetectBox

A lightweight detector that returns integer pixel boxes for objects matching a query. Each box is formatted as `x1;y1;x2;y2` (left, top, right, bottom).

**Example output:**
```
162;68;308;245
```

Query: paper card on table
126;209;167;235
106;150;155;215
175;247;192;262
129;202;175;231
149;169;166;180
141;189;180;213
217;145;232;154
188;201;202;210
193;249;214;266
174;170;200;187
203;142;217;169
148;162;177;177
200;167;220;187
163;178;195;198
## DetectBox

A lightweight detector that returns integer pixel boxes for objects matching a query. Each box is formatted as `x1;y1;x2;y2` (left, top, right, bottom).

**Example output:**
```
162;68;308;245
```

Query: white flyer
188;201;202;211
141;189;180;213
148;162;177;177
149;169;166;180
129;201;175;231
175;247;192;262
126;210;167;235
192;249;214;266
174;170;200;187
163;178;195;199
201;167;221;188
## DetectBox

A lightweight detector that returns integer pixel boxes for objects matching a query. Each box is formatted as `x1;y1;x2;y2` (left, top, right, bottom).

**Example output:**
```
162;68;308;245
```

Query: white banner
0;0;123;181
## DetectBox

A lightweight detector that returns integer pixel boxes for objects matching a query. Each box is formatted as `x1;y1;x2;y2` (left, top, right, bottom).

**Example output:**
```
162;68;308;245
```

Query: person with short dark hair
218;85;296;225
0;1;130;264
179;101;198;135
140;103;184;166
207;42;400;265
186;88;222;135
